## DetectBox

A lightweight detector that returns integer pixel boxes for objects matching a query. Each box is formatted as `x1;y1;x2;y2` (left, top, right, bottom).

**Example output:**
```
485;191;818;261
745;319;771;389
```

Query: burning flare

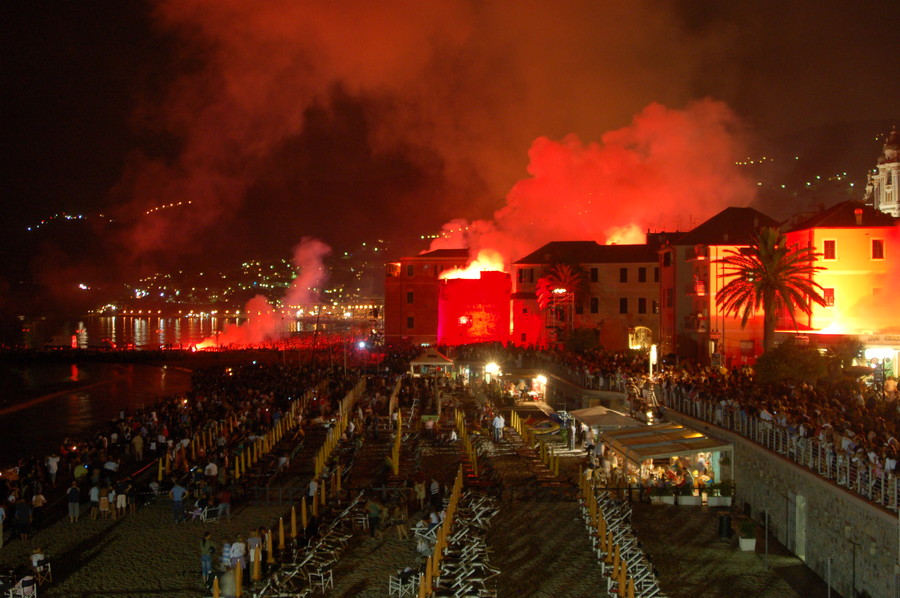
439;249;507;279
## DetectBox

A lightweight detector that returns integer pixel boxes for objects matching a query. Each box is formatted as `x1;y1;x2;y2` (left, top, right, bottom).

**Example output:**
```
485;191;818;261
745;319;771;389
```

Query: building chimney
854;207;863;226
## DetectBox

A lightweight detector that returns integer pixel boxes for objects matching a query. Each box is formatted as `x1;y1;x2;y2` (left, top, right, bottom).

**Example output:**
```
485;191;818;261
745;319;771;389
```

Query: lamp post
649;344;658;379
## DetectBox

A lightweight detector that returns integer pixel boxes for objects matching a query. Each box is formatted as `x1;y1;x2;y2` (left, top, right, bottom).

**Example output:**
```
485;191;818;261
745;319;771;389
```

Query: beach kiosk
601;422;733;502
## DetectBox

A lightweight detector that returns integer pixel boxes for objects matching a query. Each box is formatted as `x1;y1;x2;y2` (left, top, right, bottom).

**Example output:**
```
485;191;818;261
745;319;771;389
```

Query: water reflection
0;362;192;462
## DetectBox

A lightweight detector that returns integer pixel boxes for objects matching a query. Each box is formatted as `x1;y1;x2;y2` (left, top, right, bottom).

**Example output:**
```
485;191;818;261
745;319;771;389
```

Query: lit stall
600;423;733;498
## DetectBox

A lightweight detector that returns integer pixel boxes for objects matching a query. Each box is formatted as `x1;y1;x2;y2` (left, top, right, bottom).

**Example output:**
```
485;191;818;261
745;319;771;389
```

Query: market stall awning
570;406;642;429
602;423;731;465
409;348;454;372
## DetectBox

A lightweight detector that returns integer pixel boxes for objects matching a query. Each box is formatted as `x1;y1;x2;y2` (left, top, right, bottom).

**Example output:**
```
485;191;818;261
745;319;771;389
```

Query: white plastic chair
307;568;333;593
200;505;221;523
11;576;37;598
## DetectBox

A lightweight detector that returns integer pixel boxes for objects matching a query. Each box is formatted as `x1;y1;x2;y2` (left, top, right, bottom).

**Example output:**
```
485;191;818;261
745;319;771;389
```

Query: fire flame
439;249;506;280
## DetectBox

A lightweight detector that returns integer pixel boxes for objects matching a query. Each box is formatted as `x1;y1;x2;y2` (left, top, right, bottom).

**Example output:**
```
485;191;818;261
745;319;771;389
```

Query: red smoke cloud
202;237;331;347
430;100;755;267
110;1;745;262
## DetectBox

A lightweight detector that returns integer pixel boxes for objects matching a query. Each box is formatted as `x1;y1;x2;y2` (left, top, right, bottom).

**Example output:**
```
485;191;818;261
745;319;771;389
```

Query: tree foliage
754;338;828;384
715;227;826;352
535;263;589;311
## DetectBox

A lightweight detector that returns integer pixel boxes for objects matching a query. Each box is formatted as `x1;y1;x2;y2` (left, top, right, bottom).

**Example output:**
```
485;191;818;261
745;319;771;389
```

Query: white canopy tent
570;406;643;430
409;348;454;376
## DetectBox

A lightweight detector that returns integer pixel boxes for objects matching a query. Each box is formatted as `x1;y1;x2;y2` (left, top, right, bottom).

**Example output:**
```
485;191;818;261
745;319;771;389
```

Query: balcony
685;280;708;296
683;314;708;332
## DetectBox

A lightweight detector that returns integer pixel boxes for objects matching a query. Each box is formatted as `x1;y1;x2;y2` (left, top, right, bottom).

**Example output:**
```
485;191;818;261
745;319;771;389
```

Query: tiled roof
674;207;777;246
413;248;471;259
514;241;658;265
785;200;897;231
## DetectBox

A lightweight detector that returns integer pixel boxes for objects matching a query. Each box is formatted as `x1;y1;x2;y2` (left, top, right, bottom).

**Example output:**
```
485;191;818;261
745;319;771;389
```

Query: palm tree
536;263;589;342
715;227;826;352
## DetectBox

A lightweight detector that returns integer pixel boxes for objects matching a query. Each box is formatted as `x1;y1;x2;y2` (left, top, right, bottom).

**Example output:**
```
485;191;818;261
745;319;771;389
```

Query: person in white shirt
229;535;247;571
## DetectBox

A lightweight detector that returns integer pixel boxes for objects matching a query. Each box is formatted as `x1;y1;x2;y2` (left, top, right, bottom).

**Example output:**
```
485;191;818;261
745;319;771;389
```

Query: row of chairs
430;491;500;598
582;489;666;598
253;491;364;597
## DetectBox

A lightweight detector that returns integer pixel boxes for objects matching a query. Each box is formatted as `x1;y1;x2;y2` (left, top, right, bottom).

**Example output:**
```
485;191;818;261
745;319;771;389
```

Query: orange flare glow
439;249;506;280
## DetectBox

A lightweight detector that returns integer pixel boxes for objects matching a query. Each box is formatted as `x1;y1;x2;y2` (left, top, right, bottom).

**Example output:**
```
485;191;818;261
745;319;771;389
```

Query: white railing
654;385;900;513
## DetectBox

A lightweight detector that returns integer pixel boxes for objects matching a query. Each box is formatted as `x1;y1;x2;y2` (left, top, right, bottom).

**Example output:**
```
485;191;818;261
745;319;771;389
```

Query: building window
638;298;647;314
590;267;598;283
665;288;673;308
521;333;527;343
872;239;885;260
619;268;628;283
663;252;672;267
823;240;836;260
517;268;535;283
638;267;647;283
619;298;628;314
406;316;415;329
652;300;659;314
522;307;528;314
590;297;599;314
575;302;583;315
654;267;659;282
406;291;414;304
823;288;834;307
406;264;415;276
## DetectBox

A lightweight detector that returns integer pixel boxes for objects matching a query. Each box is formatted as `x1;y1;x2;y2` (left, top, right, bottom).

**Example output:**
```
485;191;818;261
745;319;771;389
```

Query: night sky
2;1;898;311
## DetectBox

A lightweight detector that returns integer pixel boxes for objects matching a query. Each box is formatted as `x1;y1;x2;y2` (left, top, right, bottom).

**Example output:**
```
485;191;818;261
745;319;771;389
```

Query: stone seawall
669;411;897;598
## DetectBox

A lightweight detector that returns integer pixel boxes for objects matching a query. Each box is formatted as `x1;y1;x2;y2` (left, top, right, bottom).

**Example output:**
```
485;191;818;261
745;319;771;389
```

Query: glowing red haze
431;100;755;269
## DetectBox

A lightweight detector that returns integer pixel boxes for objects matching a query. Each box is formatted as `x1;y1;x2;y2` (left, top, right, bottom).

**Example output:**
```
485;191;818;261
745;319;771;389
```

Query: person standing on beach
365;496;383;539
217;487;231;521
14;500;31;542
67;481;80;522
229;534;247;573
31;488;47;527
492;413;505;442
46;454;60;487
200;531;216;583
0;502;5;548
247;529;261;575
115;479;129;518
170;479;188;523
219;566;237;598
89;484;100;520
132;433;144;462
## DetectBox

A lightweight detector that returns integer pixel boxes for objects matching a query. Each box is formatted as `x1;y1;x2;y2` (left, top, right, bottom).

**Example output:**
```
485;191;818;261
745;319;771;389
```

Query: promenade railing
655;386;900;513
513;351;900;514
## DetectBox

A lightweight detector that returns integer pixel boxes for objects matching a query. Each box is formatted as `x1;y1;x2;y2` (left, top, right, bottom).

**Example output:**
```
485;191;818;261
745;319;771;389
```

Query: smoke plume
110;0;752;262
430;100;755;267
206;238;331;347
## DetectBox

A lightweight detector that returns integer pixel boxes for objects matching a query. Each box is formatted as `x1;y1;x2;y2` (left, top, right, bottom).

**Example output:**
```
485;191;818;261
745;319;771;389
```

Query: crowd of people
0;360;361;552
444;341;900;490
